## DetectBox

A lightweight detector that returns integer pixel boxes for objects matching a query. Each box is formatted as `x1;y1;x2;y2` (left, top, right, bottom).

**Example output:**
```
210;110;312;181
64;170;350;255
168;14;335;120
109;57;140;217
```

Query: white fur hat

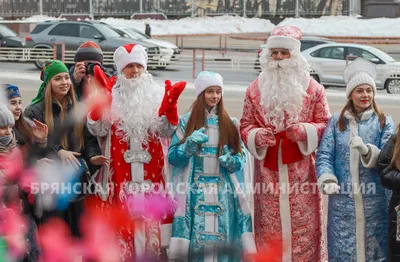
194;71;224;97
343;58;377;98
266;25;302;52
0;104;14;128
113;44;148;73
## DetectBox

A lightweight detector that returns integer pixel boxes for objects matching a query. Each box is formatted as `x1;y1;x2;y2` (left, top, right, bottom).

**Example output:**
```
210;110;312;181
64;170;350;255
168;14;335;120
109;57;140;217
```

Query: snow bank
279;16;400;37
101;16;275;35
11;14;400;37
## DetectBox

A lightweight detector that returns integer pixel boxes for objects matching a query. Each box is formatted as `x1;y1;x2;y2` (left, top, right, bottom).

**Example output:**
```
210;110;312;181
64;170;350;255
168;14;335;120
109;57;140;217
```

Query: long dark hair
15;116;34;145
337;99;386;132
180;93;243;156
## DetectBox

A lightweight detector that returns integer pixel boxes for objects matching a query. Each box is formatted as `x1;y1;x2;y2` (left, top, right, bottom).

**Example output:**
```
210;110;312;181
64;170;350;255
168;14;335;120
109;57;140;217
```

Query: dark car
25;20;161;70
0;25;26;60
254;36;335;71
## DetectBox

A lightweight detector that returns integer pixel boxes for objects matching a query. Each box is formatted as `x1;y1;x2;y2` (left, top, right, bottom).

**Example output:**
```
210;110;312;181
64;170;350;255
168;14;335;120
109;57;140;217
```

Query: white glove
348;136;369;156
323;183;341;195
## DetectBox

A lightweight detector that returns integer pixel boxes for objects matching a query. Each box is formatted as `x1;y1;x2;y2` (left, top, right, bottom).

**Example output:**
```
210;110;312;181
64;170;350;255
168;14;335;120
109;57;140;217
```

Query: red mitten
88;90;112;121
286;124;307;142
158;80;186;125
93;65;115;93
88;65;115;121
255;128;276;148
89;108;102;121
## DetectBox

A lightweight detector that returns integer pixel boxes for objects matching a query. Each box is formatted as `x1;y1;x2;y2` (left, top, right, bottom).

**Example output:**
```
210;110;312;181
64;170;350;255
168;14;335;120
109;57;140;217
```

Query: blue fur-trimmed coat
167;108;256;262
316;109;394;262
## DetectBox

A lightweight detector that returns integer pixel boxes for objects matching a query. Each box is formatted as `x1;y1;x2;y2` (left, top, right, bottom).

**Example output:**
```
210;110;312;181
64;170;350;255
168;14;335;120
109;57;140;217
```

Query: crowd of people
0;25;399;262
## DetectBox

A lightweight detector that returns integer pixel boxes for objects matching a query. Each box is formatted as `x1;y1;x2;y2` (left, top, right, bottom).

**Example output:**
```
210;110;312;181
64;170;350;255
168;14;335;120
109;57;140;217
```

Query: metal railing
0;46;262;77
0;47;53;62
2;46;400;80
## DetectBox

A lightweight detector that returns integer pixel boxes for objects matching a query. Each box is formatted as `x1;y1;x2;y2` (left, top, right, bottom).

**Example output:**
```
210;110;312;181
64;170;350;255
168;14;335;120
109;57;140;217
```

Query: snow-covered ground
20;15;275;35
102;16;276;35
15;14;400;37
279;16;400;37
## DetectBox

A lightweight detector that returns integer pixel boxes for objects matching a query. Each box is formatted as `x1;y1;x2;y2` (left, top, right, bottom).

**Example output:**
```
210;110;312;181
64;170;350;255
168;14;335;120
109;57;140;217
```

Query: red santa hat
113;44;148;73
266;25;302;52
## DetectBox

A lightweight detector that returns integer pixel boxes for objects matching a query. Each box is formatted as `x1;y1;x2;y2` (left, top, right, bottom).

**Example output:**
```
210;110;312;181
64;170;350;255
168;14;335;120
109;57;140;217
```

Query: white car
114;26;181;69
302;43;400;94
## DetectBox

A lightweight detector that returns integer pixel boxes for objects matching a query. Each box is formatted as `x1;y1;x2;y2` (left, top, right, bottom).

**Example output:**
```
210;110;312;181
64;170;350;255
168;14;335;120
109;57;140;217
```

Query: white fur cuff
360;144;380;168
318;173;339;191
247;128;267;160
297;123;318;155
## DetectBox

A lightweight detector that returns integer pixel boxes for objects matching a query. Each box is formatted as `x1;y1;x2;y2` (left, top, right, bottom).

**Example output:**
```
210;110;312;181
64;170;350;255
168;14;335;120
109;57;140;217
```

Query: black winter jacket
24;98;101;174
24;98;102;238
376;135;400;262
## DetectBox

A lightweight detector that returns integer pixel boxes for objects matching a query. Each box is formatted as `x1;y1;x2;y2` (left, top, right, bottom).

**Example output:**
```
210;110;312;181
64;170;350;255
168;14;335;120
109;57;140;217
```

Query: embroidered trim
197;145;219;158
205;118;218;128
194;201;225;216
194;173;224;188
196;231;225;246
123;149;152;163
124;180;154;194
205;124;218;129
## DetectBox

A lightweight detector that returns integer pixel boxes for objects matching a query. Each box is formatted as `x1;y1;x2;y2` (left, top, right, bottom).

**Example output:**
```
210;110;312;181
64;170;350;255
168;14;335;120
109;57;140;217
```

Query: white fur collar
206;106;218;117
344;108;374;121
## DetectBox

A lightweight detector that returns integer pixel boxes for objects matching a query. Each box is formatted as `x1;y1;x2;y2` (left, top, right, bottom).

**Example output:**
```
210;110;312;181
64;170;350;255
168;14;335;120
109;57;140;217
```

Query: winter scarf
0;130;16;153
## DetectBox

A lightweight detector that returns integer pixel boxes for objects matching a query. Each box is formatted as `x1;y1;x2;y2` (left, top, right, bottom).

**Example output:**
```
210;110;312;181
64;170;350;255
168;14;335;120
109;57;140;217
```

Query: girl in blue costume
316;58;394;262
167;71;256;262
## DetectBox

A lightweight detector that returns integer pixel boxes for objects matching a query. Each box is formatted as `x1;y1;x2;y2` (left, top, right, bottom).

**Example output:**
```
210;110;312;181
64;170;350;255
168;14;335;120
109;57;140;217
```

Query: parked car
25;20;161;70
254;36;334;71
0;25;25;60
302;43;400;94
111;25;181;69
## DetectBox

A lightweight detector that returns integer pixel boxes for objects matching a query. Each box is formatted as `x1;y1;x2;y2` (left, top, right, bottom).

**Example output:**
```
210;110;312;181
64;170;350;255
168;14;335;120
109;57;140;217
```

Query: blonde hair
44;80;84;151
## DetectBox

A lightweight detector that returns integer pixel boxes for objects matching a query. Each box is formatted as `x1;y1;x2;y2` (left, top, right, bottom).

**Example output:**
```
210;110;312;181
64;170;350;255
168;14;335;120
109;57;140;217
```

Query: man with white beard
240;25;331;261
86;44;186;260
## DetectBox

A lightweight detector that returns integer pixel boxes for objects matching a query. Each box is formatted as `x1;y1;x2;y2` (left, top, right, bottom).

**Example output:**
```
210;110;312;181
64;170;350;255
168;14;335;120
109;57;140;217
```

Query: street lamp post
295;0;299;17
39;0;43;15
89;0;93;18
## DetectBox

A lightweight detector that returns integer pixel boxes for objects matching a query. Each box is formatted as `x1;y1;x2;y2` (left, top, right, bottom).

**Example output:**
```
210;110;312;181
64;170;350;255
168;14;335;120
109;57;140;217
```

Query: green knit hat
31;60;69;105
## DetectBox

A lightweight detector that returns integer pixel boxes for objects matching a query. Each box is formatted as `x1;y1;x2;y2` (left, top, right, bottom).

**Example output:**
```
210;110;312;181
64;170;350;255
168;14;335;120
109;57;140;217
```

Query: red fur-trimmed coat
86;116;175;260
240;77;331;262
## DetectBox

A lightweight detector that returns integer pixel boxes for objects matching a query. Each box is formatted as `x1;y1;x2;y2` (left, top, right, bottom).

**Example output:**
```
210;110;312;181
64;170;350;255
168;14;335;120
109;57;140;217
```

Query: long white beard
111;72;163;144
258;50;311;132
